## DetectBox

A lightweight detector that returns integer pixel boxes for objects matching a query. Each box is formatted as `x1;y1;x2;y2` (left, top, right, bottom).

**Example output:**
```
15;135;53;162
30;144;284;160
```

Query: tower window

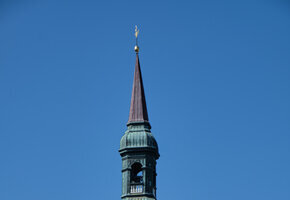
131;162;143;183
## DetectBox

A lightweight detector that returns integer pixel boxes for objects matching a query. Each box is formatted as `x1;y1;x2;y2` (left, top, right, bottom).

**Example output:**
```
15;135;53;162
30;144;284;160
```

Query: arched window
131;162;143;183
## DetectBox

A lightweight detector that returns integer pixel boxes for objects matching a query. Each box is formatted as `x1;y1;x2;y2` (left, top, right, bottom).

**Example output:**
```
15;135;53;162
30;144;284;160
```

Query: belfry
119;27;160;200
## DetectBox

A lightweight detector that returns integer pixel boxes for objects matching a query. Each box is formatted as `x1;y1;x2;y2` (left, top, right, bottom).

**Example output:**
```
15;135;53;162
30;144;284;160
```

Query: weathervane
134;25;140;53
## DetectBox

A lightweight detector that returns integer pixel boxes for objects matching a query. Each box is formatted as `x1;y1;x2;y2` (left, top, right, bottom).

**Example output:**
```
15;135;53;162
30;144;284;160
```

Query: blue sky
0;0;289;200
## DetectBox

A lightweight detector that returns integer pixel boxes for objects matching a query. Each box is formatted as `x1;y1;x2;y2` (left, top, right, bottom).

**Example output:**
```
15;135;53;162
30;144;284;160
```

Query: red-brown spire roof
128;53;149;124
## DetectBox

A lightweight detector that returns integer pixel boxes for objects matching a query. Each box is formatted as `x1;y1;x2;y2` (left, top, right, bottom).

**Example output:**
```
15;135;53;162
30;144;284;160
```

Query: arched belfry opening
130;162;144;194
131;162;143;184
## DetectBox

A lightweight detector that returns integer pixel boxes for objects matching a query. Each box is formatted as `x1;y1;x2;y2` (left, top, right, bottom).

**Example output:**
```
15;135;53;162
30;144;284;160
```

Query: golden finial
134;25;140;53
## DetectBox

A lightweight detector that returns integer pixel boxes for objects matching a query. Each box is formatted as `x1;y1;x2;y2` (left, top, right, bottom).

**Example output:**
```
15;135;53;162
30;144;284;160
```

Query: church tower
119;28;160;200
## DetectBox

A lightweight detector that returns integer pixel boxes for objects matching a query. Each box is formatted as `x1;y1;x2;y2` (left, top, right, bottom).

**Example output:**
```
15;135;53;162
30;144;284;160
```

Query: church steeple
119;27;159;200
128;53;149;125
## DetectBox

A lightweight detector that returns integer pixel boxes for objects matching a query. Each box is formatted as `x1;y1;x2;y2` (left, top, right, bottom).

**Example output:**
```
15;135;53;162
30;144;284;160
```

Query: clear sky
0;0;289;200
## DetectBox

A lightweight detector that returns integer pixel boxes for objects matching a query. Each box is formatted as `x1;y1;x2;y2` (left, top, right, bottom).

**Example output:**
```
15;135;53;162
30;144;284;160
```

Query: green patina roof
120;124;158;151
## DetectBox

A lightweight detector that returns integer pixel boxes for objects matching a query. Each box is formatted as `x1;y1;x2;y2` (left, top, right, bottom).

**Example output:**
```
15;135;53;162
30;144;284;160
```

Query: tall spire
128;53;149;124
128;26;149;125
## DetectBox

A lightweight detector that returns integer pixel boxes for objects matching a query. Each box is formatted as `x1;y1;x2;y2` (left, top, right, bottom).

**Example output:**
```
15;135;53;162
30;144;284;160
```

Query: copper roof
128;53;149;124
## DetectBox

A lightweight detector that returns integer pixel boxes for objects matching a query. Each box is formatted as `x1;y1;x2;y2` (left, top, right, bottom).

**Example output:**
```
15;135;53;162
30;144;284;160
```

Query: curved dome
120;131;158;151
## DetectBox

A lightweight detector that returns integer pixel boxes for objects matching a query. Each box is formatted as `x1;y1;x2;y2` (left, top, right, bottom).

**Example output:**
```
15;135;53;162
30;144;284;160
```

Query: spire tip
134;25;140;53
